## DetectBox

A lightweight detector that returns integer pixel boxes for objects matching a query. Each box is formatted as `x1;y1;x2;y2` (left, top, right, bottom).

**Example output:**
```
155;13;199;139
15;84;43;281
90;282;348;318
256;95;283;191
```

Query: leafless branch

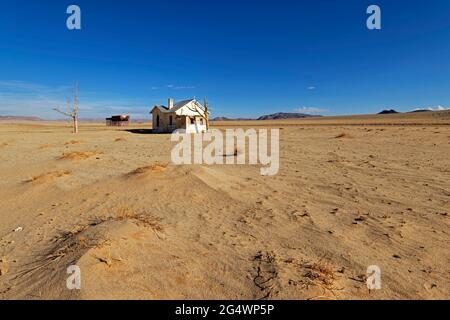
52;82;79;133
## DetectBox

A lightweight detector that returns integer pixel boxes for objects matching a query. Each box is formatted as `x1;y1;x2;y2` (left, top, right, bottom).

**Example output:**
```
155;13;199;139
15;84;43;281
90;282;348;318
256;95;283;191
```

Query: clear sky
0;0;449;119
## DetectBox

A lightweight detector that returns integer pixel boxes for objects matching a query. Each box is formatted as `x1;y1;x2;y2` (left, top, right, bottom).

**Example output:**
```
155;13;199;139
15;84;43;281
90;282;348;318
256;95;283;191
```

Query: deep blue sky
0;0;449;119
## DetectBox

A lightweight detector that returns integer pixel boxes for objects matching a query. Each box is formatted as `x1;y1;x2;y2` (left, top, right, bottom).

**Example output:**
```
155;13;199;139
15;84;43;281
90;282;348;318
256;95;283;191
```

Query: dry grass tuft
334;133;352;139
0;140;14;148
13;206;162;283
303;261;336;288
59;151;101;161
38;144;57;150
128;163;168;176
64;140;83;145
94;247;117;267
113;205;164;232
14;221;107;280
27;170;71;184
115;137;127;142
299;258;342;299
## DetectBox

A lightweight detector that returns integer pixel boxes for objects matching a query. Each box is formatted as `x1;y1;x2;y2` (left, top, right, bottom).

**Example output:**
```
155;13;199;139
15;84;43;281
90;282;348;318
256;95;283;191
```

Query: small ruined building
106;115;130;127
151;98;207;133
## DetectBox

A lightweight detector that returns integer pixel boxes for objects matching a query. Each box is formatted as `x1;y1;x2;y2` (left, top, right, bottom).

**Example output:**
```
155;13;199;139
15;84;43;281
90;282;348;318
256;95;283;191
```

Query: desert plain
0;111;449;300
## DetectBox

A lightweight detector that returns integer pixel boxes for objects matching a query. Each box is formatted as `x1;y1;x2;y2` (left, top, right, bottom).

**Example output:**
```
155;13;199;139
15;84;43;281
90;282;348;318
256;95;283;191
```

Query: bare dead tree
187;97;210;130
53;82;79;133
203;97;210;130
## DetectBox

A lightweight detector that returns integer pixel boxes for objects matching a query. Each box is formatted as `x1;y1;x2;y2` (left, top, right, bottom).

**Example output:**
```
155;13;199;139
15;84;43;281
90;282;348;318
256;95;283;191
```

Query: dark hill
378;109;399;115
257;112;319;120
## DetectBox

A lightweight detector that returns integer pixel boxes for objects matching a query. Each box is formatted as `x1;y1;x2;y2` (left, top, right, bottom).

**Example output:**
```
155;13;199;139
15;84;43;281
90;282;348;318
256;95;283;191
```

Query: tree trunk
205;105;210;131
73;117;78;134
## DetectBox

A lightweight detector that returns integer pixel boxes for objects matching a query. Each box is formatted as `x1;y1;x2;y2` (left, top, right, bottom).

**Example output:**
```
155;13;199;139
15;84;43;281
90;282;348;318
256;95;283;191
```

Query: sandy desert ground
0;111;449;300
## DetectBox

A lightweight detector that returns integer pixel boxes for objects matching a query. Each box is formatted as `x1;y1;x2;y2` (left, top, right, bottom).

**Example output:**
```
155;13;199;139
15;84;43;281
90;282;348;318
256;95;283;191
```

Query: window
190;117;195;124
169;116;173;126
200;118;204;125
156;115;160;127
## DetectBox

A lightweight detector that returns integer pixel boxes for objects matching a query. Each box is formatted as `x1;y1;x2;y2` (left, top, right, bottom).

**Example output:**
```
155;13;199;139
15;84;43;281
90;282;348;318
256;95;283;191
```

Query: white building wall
152;100;207;133
185;122;207;133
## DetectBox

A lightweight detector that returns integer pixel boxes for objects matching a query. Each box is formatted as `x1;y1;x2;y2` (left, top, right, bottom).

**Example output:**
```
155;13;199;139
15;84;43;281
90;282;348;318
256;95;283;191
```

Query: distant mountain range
0;116;150;122
379;109;438;114
0;116;42;121
211;117;253;121
212;112;321;121
2;109;447;122
257;112;320;120
409;109;433;113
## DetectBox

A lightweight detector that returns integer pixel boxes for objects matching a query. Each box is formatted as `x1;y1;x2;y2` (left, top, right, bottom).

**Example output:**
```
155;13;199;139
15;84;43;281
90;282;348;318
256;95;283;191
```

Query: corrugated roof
172;99;195;112
106;115;130;121
151;99;198;114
